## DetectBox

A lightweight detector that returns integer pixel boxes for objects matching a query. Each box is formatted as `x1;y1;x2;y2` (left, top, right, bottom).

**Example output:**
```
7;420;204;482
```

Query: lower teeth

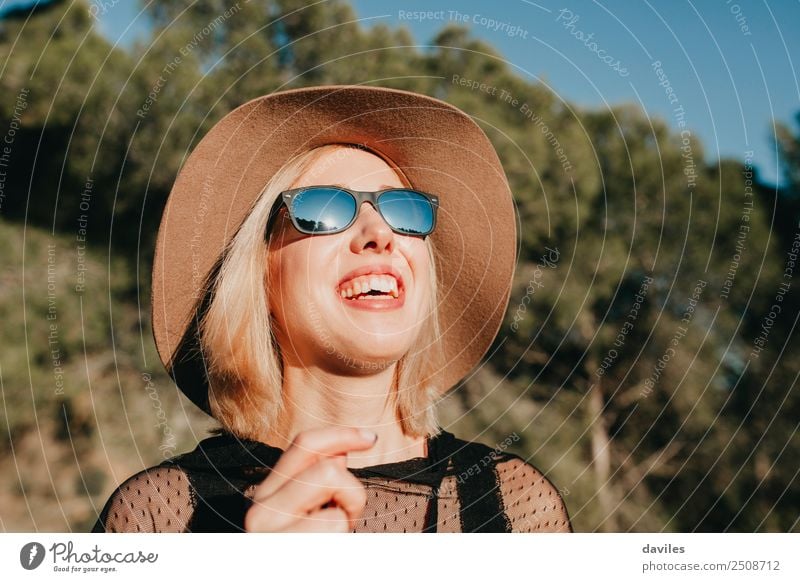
351;294;392;300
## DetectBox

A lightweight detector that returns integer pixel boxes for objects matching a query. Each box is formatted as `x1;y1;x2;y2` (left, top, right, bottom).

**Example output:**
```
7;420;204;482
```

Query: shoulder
492;451;573;532
91;465;194;533
442;432;573;532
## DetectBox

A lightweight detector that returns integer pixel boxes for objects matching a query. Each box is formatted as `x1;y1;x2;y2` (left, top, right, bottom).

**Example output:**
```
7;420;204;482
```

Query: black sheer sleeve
91;467;194;533
495;455;573;532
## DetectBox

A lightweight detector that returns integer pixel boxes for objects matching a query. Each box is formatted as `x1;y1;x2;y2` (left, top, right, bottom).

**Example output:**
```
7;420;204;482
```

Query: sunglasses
266;185;439;238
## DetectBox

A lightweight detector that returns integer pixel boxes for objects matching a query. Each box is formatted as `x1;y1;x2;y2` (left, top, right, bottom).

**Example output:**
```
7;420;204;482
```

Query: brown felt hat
152;84;518;415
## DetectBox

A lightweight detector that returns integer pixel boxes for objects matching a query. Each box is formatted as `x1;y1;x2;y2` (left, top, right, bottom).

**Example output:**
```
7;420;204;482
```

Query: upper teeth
339;274;400;298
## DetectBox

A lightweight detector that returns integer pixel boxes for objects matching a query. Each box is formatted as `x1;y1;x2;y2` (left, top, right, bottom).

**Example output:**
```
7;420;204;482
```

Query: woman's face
268;148;432;374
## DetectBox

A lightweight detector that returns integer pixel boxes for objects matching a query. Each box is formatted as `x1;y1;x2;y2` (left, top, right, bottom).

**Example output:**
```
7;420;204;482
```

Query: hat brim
152;84;517;415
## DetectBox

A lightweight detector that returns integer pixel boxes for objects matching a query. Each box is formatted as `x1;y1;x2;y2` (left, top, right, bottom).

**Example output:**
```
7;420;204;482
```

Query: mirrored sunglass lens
378;190;434;235
290;188;356;233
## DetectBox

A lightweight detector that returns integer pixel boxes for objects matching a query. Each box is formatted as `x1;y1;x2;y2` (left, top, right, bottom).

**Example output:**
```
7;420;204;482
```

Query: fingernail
359;428;378;442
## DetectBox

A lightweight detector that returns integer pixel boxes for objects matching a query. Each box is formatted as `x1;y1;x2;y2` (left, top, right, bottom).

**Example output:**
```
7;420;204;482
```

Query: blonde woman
92;85;572;533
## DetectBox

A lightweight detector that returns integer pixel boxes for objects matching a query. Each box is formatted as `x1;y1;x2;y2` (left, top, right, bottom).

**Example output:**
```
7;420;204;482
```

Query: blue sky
7;0;799;185
347;0;800;187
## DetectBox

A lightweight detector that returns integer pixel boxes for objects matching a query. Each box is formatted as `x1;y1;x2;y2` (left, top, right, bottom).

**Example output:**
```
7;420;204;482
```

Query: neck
264;360;427;468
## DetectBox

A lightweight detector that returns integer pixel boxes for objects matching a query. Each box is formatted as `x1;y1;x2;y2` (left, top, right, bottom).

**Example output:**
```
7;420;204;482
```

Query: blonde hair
198;144;445;442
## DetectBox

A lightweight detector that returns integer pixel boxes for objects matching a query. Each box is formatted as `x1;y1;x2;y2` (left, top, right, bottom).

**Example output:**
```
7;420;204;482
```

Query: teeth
337;274;401;299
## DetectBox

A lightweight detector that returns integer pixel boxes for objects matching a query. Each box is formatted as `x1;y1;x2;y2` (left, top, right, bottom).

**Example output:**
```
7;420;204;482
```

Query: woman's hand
244;427;377;532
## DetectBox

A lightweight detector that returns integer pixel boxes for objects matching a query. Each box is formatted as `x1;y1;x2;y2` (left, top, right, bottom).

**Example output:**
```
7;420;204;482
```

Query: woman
92;85;572;533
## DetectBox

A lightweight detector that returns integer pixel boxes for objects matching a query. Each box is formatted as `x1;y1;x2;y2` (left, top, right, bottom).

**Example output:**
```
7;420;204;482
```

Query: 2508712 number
730;560;780;571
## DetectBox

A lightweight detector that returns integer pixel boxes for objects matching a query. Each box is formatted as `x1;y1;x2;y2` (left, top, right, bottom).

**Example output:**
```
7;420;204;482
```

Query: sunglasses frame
267;185;440;239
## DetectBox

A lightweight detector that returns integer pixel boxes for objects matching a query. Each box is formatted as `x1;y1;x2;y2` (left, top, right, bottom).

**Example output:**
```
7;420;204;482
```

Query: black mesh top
91;428;573;533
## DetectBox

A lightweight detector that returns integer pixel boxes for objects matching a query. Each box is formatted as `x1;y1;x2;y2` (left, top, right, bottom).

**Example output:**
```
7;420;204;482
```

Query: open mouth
335;266;406;310
338;274;400;301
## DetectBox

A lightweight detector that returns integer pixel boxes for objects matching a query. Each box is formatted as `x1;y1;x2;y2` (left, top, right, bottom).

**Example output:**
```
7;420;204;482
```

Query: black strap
420;429;511;533
162;432;281;532
450;437;512;532
421;429;457;532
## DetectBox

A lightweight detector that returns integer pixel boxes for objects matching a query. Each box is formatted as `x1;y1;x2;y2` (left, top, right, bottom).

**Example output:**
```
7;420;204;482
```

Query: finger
259;458;368;530
246;459;365;531
255;427;376;499
330;452;347;469
282;507;352;533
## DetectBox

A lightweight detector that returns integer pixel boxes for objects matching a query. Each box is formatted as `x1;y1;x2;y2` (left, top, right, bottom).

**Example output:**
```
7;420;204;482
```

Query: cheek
404;241;433;311
269;240;337;315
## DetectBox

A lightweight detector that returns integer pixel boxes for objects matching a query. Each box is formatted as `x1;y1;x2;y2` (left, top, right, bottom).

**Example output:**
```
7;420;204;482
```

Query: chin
319;301;422;363
332;339;409;368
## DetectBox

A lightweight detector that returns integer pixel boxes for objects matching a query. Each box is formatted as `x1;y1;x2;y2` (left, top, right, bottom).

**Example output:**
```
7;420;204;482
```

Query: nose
348;202;394;254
